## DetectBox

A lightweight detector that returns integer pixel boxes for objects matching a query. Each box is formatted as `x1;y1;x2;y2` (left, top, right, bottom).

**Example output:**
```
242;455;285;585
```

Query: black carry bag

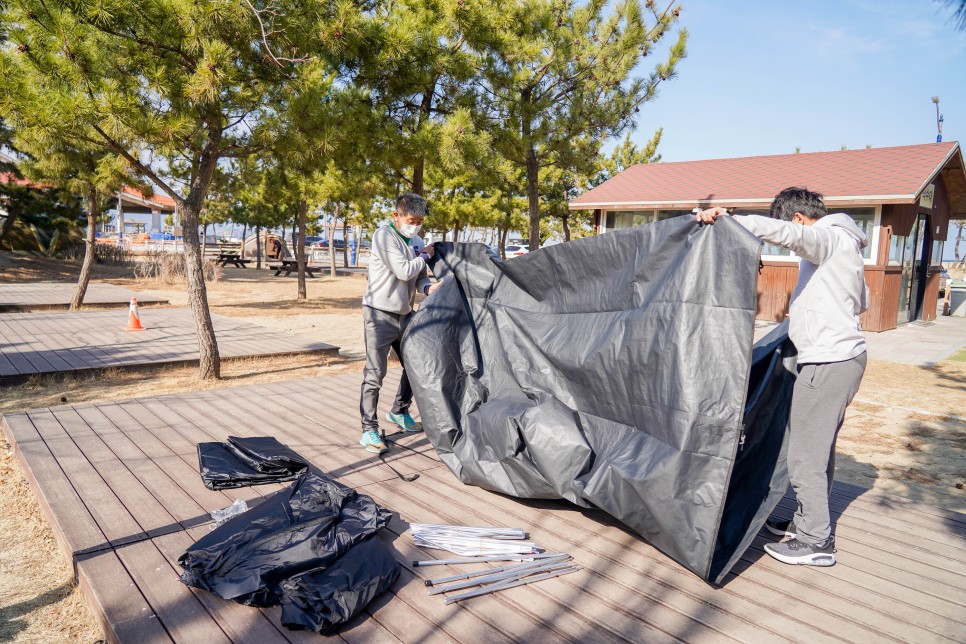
197;435;309;490
180;471;399;632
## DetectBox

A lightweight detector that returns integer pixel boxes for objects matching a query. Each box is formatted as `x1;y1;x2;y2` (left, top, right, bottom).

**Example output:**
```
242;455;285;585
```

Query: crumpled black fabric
197;436;308;490
280;535;400;633
402;217;796;585
179;471;398;630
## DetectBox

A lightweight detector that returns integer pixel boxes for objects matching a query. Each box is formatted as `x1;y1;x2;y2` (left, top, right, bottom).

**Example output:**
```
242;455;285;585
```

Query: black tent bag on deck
197;435;309;490
402;217;796;585
179;471;396;610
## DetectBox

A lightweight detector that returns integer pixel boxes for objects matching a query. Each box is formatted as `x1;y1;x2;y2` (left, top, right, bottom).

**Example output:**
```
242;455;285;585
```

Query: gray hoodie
734;213;869;364
362;224;431;315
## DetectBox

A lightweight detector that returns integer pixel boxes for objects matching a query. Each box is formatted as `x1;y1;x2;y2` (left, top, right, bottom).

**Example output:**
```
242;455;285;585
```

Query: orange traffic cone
124;297;146;332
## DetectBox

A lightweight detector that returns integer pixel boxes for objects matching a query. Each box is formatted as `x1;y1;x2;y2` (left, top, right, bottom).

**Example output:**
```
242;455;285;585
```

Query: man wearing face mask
359;193;444;454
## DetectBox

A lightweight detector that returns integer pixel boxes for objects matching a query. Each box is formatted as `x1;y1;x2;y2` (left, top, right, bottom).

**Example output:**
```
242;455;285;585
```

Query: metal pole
443;566;581;605
427;556;571;596
412;552;562;568
424;553;570;586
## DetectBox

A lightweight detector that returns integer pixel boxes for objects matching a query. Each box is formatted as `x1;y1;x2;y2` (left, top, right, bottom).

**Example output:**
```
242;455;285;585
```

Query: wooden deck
0;282;169;311
0;308;338;380
3;369;965;643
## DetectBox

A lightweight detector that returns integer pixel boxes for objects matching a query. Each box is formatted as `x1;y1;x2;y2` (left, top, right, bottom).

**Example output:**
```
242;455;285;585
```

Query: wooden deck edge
0;300;170;313
0;345;342;385
75;557;124;644
1;414;78;575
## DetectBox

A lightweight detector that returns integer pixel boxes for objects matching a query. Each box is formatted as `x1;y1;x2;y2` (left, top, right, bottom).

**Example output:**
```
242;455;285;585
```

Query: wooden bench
214;252;252;268
269;259;318;277
203;243;242;262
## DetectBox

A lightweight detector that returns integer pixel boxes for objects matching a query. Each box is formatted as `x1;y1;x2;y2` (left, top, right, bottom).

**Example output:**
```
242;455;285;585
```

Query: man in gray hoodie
359;193;442;454
697;187;869;567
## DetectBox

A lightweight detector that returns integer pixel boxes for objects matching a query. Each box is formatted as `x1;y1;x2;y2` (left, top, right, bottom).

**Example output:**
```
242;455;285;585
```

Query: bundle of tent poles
409;523;538;556
409;524;579;604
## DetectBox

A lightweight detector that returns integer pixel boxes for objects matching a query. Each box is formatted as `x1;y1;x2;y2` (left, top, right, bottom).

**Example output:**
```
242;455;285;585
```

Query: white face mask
399;222;422;237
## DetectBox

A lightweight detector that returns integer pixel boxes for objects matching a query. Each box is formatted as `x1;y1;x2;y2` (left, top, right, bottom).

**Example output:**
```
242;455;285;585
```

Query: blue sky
629;0;966;162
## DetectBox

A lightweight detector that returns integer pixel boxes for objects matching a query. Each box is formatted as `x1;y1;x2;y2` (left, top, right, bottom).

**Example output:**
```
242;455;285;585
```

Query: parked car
308;238;348;249
939;267;950;296
504;244;529;258
304;236;325;246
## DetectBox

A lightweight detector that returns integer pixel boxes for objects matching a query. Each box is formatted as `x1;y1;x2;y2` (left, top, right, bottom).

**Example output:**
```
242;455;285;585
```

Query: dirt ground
1;251;965;641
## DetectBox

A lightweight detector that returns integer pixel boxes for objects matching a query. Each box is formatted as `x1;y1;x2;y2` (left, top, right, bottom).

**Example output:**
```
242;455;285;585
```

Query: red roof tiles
571;142;963;209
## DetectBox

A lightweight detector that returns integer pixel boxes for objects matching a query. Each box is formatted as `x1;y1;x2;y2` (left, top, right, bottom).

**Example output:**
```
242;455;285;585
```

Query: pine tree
13;129;142;310
354;0;488;196
471;0;686;250
0;0;364;379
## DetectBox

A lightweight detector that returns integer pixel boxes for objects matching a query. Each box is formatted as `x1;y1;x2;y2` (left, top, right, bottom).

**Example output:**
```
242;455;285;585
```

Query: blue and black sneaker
386;411;423;433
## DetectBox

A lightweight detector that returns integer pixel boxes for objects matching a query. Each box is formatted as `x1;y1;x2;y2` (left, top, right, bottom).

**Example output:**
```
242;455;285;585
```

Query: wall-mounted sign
919;183;935;209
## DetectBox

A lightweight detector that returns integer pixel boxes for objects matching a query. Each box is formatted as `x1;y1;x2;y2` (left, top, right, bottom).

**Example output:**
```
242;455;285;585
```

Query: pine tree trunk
181;201;221;379
954;221;964;261
411;82;437;196
342;217;349;268
0;206;19;245
296;200;307;301
526;148;540;251
70;189;98;311
241;223;247;254
561;212;571;242
328;206;339;278
255;225;262;269
500;225;509;260
412;158;425;197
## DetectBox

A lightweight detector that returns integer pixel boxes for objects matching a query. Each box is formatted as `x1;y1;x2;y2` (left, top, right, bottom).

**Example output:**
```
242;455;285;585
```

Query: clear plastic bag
209;498;249;529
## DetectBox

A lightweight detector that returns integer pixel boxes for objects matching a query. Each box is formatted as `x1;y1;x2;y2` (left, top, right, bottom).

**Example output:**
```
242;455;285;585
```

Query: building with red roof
570;142;966;332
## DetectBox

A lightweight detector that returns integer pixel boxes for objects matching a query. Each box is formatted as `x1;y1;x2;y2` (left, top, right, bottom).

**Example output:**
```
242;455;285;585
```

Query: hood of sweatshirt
820;212;868;249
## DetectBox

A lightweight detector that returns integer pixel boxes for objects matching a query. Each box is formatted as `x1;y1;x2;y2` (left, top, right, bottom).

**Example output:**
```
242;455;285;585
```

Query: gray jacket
362;224;431;315
735;213;869;364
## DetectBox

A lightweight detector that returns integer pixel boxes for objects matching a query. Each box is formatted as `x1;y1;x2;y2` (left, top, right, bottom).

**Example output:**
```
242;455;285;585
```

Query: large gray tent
402;217;797;584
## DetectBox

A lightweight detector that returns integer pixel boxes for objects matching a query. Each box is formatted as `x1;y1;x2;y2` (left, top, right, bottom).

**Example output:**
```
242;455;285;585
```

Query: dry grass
0;439;102;643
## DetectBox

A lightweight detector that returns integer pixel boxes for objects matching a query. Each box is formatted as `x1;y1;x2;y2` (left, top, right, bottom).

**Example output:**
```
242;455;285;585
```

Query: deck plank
0;282;168;311
0;308;338;380
4;371;965;643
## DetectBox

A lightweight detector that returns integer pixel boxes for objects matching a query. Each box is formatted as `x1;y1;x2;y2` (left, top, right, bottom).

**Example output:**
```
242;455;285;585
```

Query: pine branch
244;0;313;67
88;122;183;205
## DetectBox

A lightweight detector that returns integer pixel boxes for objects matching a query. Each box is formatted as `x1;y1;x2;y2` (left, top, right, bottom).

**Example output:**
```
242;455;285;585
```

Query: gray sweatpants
788;352;867;545
360;306;414;433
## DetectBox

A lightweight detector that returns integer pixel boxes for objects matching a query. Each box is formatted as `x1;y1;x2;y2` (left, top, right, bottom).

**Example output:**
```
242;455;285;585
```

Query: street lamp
931;96;943;143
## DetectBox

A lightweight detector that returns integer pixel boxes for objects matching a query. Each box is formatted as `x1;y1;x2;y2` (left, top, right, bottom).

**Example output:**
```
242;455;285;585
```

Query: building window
889;233;905;264
656;209;693;221
605;210;653;230
932;240;944;265
835;208;874;259
736;209;792;256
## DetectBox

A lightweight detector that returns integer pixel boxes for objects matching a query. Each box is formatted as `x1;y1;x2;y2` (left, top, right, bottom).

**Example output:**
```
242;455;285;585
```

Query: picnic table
270;259;318;277
216;252;252;268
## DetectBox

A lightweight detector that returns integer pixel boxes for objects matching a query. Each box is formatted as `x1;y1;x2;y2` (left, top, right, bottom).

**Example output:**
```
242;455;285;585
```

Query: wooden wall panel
756;263;797;321
881;204;918;237
878;270;902;330
922;270;940;321
860;268;901;332
881;176;952;243
932;176;951;239
758;263;903;332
